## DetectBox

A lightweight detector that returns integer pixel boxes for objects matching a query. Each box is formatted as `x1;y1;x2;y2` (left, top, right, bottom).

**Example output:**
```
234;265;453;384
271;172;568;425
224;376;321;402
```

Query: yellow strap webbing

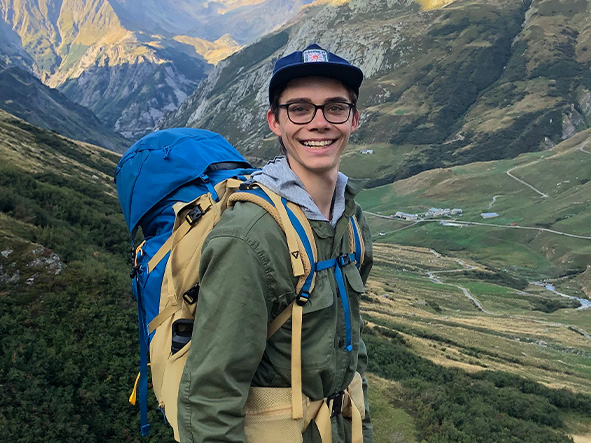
267;300;295;339
314;401;332;442
148;234;173;273
348;216;365;266
291;303;304;419
147;196;214;273
285;200;318;294
312;392;364;443
255;184;305;278
129;364;150;405
129;371;141;405
229;187;314;294
148;302;182;334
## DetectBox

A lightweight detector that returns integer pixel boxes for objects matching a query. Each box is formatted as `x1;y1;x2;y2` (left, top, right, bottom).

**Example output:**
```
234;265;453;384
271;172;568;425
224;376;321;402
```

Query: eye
289;103;313;114
326;103;348;113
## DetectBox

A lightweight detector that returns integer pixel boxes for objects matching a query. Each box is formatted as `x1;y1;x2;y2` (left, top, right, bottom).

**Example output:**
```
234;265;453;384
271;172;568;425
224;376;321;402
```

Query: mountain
0;0;215;140
0;0;316;140
0;59;128;151
109;0;316;44
160;0;591;183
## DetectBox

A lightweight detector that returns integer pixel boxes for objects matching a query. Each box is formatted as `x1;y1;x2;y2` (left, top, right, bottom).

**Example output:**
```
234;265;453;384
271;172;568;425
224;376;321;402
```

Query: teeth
302;140;332;148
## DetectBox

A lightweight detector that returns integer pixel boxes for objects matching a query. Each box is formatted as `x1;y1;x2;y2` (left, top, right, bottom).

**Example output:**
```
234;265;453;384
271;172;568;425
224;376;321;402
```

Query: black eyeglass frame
278;102;355;125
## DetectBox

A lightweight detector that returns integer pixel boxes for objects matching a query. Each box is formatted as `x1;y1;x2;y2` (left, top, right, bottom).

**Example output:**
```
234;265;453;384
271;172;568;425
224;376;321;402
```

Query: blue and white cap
269;43;363;103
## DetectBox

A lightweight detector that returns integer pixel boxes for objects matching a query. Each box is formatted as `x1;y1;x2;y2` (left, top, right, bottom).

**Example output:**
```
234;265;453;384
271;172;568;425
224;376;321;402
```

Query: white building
395;211;418;220
481;212;499;219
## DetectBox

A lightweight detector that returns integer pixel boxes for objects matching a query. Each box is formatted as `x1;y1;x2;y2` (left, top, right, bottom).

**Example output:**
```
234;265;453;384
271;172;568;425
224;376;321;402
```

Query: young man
178;43;373;442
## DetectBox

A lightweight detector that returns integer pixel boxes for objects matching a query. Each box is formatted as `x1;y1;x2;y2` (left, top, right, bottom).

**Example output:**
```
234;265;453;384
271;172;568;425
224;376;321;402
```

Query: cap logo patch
303;49;329;63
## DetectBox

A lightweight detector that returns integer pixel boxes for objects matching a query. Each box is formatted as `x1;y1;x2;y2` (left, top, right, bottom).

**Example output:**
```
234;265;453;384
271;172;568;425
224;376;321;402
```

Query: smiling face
267;76;360;184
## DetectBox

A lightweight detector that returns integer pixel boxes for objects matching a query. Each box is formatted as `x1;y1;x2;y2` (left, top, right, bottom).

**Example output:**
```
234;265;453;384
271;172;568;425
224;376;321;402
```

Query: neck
293;167;338;220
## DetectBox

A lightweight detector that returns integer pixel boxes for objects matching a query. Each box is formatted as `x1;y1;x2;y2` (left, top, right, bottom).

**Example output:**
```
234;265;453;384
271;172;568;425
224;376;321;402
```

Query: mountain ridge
0;59;128;151
160;0;591;186
0;0;315;139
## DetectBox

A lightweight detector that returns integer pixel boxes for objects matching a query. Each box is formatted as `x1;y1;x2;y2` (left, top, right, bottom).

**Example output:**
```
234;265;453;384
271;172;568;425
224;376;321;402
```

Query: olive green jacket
177;183;373;442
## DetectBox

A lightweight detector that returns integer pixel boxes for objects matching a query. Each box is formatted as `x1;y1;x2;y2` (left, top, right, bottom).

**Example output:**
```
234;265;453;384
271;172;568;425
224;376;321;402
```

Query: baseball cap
268;43;364;103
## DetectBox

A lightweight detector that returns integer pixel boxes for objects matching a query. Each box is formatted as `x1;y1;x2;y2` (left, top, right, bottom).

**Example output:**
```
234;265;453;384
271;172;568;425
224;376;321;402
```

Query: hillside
356;130;591;281
1;111;590;442
0;60;128;152
161;0;591;182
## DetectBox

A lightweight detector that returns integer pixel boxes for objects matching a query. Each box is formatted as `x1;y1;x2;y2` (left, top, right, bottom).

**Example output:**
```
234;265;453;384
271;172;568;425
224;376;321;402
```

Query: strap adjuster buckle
183;285;199;305
185;205;204;224
327;391;344;417
337;254;352;267
296;291;309;306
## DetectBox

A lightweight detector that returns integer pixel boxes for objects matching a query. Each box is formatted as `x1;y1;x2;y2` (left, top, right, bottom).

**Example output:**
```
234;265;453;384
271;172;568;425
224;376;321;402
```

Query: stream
531;282;591;310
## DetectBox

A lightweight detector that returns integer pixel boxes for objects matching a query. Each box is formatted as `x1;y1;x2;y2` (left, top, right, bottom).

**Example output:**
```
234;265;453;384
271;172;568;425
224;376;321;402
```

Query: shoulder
205;200;288;253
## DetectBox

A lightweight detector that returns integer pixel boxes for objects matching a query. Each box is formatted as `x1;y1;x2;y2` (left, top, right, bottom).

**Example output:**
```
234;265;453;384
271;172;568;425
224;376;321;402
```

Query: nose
308;106;331;129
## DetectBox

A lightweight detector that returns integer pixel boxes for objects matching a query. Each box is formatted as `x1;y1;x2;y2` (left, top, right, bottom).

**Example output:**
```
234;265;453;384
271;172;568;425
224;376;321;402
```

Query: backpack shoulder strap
229;184;317;294
230;184;318;421
347;214;365;268
230;184;366;423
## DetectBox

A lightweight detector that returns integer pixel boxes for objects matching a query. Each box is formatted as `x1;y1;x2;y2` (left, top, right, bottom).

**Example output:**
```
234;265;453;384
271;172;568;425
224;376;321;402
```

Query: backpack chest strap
315;253;357;353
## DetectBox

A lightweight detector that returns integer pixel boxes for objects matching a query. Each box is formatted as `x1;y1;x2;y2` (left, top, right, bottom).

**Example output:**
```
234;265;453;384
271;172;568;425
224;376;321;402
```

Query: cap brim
269;63;363;100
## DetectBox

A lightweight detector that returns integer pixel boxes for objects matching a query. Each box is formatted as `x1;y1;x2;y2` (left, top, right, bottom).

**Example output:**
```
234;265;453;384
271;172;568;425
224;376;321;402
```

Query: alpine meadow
1;0;590;442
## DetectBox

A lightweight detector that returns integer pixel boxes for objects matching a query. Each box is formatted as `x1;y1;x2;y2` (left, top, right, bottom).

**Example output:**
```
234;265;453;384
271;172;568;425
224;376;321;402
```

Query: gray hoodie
251;156;348;227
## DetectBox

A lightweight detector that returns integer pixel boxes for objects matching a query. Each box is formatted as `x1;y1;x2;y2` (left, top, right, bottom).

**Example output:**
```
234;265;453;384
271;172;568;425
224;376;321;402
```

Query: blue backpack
114;128;364;440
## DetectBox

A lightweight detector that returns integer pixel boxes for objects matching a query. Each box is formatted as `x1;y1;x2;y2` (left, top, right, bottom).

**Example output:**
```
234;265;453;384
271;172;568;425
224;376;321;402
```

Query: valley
1;110;590;441
355;132;591;425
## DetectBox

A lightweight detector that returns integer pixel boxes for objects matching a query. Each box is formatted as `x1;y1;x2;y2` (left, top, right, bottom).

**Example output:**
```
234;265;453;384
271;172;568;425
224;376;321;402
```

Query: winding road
506;164;548;198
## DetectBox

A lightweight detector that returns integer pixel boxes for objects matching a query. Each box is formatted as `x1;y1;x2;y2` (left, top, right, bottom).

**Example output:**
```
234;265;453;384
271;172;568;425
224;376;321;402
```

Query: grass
358;135;591;278
367;374;418;443
360;240;591;396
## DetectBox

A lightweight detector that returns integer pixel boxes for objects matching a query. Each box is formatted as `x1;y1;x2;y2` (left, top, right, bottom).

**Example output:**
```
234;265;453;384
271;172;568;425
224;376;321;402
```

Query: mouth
300;139;335;149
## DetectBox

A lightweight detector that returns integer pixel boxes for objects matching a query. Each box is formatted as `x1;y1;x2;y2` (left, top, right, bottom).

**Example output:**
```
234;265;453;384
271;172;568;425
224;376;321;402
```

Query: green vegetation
0;175;172;439
530;297;581;313
364;328;591;442
358;137;591;280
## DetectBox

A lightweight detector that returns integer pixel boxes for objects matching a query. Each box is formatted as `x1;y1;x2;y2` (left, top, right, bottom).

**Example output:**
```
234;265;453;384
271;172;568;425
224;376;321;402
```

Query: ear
267;109;282;137
350;109;360;133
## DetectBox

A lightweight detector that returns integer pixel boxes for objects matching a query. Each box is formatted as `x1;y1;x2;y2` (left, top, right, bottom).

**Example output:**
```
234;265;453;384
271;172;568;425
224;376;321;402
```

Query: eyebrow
284;96;350;104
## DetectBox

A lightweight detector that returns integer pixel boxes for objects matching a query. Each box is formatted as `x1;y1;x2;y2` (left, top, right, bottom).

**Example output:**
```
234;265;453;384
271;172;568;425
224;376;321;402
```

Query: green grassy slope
356;132;591;440
0;112;173;441
358;130;591;280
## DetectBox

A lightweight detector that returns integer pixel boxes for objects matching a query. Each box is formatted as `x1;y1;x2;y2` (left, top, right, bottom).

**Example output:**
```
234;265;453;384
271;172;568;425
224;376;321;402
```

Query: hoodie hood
251;156;348;227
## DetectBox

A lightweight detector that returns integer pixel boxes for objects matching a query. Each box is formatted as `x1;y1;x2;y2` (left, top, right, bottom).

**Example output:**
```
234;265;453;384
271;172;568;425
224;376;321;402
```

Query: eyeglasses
278;102;354;125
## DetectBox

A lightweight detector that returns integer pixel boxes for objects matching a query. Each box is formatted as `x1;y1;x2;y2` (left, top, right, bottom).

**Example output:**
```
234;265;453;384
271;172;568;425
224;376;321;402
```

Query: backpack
114;128;365;440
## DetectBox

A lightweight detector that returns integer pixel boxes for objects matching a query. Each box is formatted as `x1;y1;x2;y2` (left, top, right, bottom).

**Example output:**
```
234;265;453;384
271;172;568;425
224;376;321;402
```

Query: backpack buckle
185;205;204;224
296;291;309;306
337;254;352;267
130;265;140;278
327;391;345;417
183;285;199;305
